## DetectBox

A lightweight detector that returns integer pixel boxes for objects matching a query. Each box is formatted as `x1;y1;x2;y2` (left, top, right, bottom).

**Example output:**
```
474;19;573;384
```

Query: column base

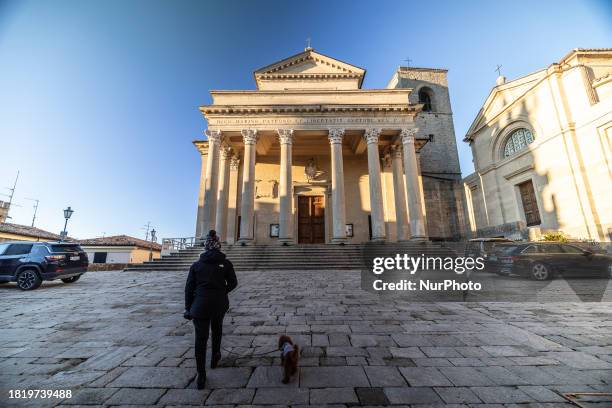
331;237;348;244
237;238;254;246
371;236;386;242
410;236;428;242
278;238;294;246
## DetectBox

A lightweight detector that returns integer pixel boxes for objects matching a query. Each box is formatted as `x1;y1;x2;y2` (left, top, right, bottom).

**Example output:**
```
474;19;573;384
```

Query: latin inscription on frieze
208;116;414;128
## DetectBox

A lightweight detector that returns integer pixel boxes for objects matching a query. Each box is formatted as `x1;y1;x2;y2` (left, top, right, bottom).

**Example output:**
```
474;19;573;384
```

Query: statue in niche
304;158;325;182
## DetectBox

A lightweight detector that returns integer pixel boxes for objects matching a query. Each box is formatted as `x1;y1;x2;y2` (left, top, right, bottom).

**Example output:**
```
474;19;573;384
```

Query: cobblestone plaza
1;270;611;407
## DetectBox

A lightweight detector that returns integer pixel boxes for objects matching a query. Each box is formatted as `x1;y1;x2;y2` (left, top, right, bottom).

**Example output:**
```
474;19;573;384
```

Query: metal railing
161;237;196;255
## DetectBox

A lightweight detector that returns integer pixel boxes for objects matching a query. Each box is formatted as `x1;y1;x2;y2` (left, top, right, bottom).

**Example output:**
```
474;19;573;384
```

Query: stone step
126;242;457;272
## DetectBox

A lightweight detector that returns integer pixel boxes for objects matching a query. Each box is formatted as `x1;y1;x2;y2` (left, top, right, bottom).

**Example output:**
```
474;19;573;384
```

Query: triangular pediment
465;69;547;140
254;49;366;90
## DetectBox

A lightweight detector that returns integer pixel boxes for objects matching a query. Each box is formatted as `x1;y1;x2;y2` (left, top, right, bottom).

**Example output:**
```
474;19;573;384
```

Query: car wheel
531;262;551;281
61;275;81;284
16;269;42;290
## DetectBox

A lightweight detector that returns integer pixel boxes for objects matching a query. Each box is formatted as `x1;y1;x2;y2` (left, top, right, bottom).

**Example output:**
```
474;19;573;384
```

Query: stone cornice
201;104;420;115
257;73;362;81
193;140;209;155
210;89;412;96
503;164;535;180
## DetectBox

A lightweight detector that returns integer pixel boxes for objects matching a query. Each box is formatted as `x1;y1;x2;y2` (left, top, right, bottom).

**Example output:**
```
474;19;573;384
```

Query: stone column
391;145;410;241
328;128;347;243
215;146;232;241
364;128;386;241
401;128;427;240
195;145;208;238
277;129;294;244
238;129;258;243
226;155;240;245
201;129;223;237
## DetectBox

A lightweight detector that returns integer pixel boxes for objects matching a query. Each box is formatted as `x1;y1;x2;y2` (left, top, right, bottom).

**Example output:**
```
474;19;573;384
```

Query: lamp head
63;206;74;220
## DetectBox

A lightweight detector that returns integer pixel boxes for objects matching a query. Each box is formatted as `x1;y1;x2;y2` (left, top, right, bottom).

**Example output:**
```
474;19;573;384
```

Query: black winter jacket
184;249;238;319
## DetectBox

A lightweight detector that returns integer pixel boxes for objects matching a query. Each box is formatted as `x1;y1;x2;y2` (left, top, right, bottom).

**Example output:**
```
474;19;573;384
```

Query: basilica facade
463;48;612;241
194;48;465;245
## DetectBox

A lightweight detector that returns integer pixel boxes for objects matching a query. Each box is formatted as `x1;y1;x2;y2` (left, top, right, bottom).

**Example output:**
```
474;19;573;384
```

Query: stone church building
194;48;464;245
463;48;612;241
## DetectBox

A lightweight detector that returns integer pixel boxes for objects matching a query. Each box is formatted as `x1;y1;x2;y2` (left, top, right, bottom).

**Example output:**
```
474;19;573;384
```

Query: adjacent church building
194;48;465;245
463;48;612;242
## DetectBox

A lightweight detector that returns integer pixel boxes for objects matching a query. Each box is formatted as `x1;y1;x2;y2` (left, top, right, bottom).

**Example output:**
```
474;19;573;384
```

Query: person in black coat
184;230;237;389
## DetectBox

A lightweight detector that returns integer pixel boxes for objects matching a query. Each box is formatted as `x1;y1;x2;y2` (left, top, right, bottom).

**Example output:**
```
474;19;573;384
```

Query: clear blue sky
0;0;610;240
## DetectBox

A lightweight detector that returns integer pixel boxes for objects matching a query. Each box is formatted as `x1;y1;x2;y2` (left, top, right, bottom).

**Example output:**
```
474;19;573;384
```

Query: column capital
400;128;419;144
205;129;223;144
230;155;240;171
194;141;209;155
277;129;294;144
328;128;345;144
364;128;382;144
220;146;233;160
241;129;258;145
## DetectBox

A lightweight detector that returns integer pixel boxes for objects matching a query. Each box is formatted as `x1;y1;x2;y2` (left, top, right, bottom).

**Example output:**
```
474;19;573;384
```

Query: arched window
503;128;534;158
418;88;433;112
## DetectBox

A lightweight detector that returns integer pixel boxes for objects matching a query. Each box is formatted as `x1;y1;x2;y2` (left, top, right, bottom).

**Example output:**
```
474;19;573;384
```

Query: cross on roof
404;57;412;66
495;64;503;76
305;37;312;50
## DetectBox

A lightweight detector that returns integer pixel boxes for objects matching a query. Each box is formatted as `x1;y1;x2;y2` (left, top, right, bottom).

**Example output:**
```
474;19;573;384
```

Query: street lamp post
61;206;74;241
149;228;156;261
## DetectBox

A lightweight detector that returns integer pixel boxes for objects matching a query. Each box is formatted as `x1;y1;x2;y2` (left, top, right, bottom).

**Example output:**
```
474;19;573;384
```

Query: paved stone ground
0;270;611;407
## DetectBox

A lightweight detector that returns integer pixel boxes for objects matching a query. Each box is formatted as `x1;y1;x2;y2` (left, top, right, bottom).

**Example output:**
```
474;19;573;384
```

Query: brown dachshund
278;335;299;384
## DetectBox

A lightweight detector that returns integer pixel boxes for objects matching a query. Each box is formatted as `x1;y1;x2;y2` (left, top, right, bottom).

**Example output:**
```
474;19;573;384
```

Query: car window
31;245;50;256
539;244;563;253
522;245;539;254
562;245;584;254
4;244;34;255
50;244;83;253
0;243;9;255
497;245;519;255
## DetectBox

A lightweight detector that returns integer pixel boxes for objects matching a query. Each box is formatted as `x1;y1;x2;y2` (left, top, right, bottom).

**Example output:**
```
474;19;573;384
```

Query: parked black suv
492;242;612;280
0;241;88;290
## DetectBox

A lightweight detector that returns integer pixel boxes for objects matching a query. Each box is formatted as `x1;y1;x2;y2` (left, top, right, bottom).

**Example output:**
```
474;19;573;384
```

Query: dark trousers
193;315;224;374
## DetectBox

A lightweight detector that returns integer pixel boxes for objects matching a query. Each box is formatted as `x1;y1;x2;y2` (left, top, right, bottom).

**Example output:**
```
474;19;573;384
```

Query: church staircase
124;242;457;272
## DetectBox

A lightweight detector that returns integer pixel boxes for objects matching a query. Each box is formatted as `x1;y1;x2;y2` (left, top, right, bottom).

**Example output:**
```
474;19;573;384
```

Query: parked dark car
491;242;612;280
0;241;88;290
465;238;513;272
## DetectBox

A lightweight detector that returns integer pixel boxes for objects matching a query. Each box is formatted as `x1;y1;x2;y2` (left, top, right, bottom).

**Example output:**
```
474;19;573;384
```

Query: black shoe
211;352;221;369
196;372;206;389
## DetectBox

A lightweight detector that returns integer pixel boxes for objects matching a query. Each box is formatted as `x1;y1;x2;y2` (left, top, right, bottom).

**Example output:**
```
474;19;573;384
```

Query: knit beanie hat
204;230;221;251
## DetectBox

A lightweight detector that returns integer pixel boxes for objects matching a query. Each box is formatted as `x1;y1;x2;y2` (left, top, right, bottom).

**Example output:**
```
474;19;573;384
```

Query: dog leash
220;346;279;358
